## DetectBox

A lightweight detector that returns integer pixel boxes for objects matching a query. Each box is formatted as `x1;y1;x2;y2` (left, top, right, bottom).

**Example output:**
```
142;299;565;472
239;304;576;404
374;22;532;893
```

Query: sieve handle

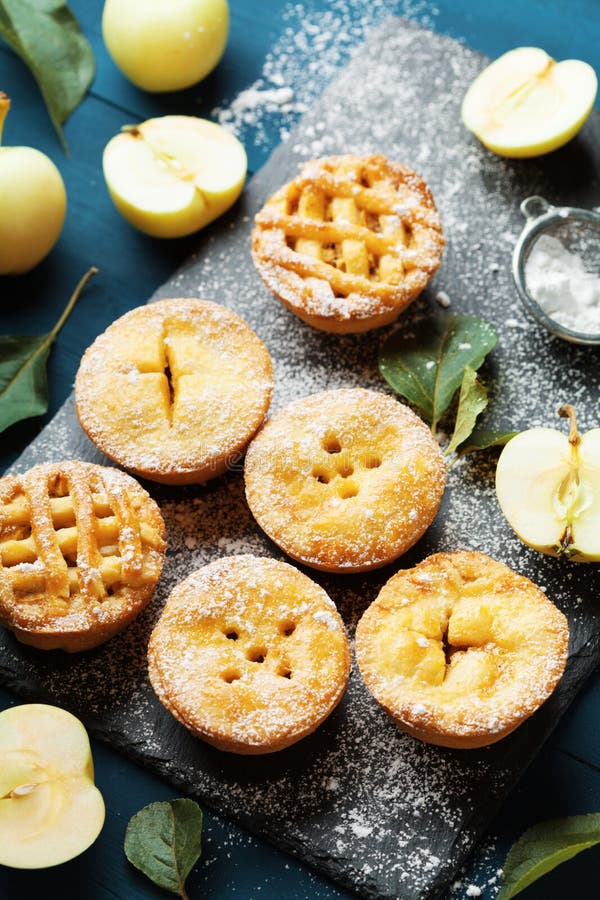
520;196;553;221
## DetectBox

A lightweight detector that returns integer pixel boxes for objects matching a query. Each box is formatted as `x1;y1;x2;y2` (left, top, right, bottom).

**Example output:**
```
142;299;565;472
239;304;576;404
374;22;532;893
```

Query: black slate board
2;18;600;900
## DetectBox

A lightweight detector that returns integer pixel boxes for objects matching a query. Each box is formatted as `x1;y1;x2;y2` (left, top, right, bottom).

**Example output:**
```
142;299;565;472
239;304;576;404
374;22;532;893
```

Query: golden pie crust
355;551;569;749
75;298;274;485
0;461;166;652
252;154;444;333
148;555;351;754
244;388;446;573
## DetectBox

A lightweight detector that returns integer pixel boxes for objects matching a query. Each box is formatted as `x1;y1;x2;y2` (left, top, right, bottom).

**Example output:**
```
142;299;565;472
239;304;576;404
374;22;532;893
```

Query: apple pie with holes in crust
148;555;351;754
75;298;274;485
355;551;569;749
244;388;446;573
252;154;444;333
0;461;166;652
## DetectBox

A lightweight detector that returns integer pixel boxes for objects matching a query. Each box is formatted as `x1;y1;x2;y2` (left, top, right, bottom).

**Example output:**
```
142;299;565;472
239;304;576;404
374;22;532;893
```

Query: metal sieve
512;195;600;346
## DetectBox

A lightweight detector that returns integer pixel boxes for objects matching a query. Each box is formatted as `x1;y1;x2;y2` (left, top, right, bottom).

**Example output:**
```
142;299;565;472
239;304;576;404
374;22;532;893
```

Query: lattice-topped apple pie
0;461;166;651
252;154;444;333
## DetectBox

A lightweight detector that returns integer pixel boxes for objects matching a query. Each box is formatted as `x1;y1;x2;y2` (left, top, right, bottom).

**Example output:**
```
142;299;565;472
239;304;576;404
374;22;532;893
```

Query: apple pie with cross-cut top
0;461;166;652
252;154;444;333
75;298;274;484
355;551;569;749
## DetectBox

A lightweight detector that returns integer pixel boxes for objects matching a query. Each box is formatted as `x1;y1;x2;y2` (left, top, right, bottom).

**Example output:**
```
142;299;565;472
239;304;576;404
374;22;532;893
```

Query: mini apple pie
355;551;569;749
0;461;166;652
75;298;274;485
148;555;351;754
244;388;446;573
252;154;444;333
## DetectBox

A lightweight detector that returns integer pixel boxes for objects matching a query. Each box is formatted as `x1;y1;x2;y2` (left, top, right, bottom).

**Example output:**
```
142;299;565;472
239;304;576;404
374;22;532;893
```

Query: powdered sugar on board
214;0;440;157
3;16;600;900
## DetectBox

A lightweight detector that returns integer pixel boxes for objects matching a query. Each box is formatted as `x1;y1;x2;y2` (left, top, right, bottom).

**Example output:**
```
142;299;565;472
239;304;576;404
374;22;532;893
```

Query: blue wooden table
1;2;600;897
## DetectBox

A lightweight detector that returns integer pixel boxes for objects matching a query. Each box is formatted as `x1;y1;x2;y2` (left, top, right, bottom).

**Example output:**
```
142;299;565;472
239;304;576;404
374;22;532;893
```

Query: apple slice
103;115;247;238
496;405;600;561
0;704;105;868
461;47;597;158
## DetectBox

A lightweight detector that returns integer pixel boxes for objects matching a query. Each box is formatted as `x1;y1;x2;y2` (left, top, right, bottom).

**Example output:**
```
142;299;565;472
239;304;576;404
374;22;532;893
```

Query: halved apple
461;47;597;158
496;405;600;561
0;704;105;868
102;115;247;238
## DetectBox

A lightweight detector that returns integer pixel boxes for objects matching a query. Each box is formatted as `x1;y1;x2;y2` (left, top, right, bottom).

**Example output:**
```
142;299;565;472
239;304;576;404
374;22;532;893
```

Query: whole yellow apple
0;95;67;276
0;704;105;868
103;115;247;237
102;0;229;93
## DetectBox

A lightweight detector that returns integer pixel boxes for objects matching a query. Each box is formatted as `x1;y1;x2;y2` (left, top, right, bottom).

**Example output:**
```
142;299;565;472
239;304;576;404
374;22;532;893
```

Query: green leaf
0;0;95;151
378;314;498;431
457;428;519;455
0;335;52;432
124;799;203;899
497;813;600;899
445;366;488;455
0;267;98;435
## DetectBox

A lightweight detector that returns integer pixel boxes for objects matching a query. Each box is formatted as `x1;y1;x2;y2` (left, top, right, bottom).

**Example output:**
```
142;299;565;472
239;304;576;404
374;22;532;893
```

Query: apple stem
121;125;141;138
558;404;581;448
489;57;554;121
49;267;99;344
121;124;195;183
0;93;10;146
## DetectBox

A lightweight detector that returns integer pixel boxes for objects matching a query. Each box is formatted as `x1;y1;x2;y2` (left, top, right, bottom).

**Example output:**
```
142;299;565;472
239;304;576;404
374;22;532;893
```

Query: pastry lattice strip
0;469;162;606
255;156;442;302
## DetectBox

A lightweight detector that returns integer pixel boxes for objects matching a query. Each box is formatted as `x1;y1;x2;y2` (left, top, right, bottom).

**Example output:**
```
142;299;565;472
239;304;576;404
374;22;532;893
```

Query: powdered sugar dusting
214;1;440;156
2;14;600;900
